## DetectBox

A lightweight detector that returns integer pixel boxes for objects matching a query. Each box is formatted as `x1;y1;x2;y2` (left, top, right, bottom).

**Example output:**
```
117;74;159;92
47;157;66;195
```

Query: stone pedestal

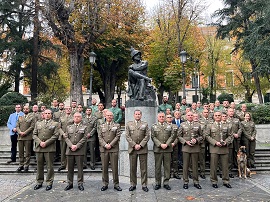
119;102;157;178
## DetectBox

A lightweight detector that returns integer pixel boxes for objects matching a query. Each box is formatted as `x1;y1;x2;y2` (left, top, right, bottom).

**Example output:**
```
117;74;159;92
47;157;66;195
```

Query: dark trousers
210;153;229;184
154;152;171;185
67;155;84;185
178;143;183;166
199;146;205;175
233;139;241;168
55;139;61;159
129;152;148;187
60;140;67;167
18;140;31;168
183;152;199;184
36;152;55;186
171;145;179;174
243;137;256;167
10;134;18;162
84;141;96;167
101;152;119;187
95;136;101;161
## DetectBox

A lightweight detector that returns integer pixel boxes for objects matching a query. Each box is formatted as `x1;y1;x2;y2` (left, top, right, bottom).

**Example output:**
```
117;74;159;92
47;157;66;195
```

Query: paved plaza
1;172;270;202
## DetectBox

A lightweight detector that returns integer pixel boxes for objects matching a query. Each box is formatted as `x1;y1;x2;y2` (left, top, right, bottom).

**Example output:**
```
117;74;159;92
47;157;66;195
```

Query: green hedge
0;105;16;126
217;93;234;103
0;92;28;106
236;103;257;111
252;105;270;124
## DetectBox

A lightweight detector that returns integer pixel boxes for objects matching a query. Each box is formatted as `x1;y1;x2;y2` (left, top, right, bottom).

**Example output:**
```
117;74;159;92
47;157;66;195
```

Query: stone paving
1;173;270;202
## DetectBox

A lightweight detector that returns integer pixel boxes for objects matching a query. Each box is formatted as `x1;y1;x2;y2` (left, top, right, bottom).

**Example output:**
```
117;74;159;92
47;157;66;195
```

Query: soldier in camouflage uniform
177;112;203;189
16;106;35;172
125;109;150;192
240;112;256;168
227;108;242;176
198;109;213;179
33;109;59;191
166;113;181;179
152;112;174;190
204;111;233;189
58;106;74;171
83;108;97;170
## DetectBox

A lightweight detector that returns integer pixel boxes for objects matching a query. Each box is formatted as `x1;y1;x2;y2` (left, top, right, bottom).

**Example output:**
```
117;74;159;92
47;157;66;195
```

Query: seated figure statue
127;47;155;101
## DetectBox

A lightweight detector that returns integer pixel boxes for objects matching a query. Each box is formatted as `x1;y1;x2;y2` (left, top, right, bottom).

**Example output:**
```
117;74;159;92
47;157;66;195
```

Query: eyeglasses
167;117;173;118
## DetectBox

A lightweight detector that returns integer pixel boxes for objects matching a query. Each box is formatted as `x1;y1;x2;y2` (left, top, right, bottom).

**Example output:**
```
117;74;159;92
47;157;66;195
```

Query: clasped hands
186;138;197;146
215;141;226;147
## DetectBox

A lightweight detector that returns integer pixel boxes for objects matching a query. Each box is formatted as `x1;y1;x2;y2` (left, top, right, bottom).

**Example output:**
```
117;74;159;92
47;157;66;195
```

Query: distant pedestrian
7;104;24;163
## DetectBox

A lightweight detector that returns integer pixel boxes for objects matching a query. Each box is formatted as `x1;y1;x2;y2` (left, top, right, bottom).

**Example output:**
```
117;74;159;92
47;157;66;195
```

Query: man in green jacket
109;99;122;123
158;96;173;113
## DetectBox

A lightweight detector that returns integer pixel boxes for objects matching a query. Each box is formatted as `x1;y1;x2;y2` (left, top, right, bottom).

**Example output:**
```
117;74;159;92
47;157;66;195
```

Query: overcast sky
144;0;224;16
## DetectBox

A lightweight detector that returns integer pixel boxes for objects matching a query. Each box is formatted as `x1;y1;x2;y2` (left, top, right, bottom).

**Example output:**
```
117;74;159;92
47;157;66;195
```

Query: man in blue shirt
7;104;24;163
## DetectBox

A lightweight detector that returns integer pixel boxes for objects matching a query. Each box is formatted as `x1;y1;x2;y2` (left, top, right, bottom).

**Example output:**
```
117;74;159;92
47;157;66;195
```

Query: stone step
254;154;270;158
0;167;105;174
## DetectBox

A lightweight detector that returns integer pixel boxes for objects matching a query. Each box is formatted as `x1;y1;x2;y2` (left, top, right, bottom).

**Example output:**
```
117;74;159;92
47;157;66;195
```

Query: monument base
119;105;157;178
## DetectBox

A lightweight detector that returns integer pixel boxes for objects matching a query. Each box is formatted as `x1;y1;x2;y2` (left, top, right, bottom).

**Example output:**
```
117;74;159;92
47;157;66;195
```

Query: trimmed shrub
0;92;28;106
236;103;257;111
0;105;15;126
252;105;270;124
217;93;234;103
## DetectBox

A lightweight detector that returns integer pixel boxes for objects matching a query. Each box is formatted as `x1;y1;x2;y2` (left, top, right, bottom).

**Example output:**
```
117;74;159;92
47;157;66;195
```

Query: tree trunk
31;0;39;102
14;73;20;92
116;86;121;108
250;59;263;104
97;89;105;104
245;87;252;103
103;61;117;108
69;48;84;105
157;85;165;105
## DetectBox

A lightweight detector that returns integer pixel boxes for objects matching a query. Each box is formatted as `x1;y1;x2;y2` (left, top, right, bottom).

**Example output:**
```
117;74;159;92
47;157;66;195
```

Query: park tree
91;0;147;107
0;0;64;103
215;0;270;103
0;0;33;92
44;0;147;107
229;56;255;103
200;35;231;102
146;0;206;104
43;0;110;105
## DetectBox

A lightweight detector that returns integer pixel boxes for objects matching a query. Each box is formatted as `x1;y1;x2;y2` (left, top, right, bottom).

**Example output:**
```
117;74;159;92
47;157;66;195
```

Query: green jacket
109;107;123;123
158;103;173;113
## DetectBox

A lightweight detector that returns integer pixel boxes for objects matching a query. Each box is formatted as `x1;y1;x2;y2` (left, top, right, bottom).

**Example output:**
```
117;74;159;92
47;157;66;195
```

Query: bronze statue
127;47;155;101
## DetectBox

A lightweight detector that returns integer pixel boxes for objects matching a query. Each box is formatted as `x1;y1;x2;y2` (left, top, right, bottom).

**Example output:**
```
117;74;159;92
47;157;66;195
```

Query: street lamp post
88;51;96;107
180;50;187;98
194;59;199;99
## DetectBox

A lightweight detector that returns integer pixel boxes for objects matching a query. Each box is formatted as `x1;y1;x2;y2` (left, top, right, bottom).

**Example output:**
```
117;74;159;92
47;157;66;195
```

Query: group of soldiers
156;96;256;189
6;96;256;192
7;98;123;191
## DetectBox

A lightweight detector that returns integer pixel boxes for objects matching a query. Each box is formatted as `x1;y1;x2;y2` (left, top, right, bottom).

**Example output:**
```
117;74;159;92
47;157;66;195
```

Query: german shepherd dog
237;146;251;178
